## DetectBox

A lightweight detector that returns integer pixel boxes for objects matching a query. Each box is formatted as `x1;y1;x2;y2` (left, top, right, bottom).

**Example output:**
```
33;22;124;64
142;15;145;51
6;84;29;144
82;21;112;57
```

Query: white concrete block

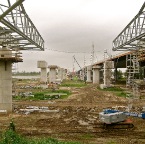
37;61;47;68
0;110;7;114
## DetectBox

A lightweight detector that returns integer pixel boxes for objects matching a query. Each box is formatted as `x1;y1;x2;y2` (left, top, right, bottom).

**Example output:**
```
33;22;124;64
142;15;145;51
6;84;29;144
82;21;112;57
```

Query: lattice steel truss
0;0;44;50
113;2;145;51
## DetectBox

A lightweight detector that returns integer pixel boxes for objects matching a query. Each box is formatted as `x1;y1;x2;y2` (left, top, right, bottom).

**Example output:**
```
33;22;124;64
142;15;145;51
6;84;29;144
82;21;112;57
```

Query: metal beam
0;0;44;50
0;0;24;21
113;2;145;51
1;18;44;50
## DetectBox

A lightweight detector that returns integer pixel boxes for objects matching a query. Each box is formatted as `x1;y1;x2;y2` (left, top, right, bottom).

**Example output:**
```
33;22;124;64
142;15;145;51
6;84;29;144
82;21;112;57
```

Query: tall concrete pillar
58;67;63;81
37;61;48;83
104;61;114;87
48;65;58;83
0;47;22;112
58;67;67;80
87;65;92;82
92;65;101;84
80;67;87;81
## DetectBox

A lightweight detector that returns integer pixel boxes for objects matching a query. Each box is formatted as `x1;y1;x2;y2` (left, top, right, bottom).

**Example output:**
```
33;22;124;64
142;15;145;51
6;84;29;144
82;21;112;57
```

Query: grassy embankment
98;86;128;98
60;78;86;87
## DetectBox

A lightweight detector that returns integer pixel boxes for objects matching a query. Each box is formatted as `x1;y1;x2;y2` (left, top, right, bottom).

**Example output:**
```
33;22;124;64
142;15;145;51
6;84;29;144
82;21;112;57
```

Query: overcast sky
15;0;145;72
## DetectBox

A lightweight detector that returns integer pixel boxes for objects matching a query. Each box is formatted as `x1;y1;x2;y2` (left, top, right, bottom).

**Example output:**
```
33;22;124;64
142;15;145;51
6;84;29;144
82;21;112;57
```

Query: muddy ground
1;83;145;144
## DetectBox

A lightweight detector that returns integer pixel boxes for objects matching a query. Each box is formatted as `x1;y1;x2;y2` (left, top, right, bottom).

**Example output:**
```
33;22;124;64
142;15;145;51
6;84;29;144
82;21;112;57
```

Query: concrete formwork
0;47;22;112
37;61;48;83
48;65;58;83
92;65;101;84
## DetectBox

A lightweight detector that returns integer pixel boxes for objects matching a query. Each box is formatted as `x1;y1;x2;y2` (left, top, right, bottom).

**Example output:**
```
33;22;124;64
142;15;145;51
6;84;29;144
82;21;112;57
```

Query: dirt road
1;84;145;144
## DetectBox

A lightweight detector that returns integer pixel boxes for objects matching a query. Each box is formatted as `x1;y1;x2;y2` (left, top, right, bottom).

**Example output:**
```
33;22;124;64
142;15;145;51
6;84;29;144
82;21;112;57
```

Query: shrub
0;130;81;144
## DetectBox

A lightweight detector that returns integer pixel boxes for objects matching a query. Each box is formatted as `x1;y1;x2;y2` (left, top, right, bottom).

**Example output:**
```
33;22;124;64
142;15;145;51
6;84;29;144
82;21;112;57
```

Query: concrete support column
41;68;47;82
0;47;22;112
37;61;48;83
48;65;58;83
87;66;92;82
58;68;64;81
80;69;85;81
103;61;114;87
92;65;101;84
0;61;12;112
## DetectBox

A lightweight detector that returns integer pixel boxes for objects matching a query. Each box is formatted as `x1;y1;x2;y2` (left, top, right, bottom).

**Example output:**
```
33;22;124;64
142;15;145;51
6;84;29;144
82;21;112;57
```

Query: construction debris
0;110;7;114
18;106;59;115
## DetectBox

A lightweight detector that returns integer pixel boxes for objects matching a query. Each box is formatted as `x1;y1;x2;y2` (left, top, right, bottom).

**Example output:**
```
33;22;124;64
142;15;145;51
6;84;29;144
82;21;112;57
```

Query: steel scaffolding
112;2;145;101
126;52;139;87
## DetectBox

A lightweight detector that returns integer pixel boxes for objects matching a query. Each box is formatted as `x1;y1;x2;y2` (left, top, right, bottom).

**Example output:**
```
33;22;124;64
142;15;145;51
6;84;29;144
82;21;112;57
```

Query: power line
45;48;101;54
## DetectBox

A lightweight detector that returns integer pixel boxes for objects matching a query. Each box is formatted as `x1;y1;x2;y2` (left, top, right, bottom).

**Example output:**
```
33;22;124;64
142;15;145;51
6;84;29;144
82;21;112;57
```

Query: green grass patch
61;80;86;87
13;89;71;101
80;134;94;139
0;130;81;144
98;86;127;98
99;87;123;92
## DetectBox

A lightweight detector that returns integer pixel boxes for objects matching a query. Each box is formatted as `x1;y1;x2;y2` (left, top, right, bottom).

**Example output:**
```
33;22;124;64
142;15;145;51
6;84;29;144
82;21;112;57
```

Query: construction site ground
1;82;145;144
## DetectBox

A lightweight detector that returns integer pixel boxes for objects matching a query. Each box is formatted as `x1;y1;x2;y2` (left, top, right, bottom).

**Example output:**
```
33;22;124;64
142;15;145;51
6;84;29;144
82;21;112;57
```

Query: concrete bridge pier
0;47;22;112
58;67;64;81
87;65;92;82
37;61;48;83
92;65;101;84
48;65;58;83
103;61;114;87
80;69;85;81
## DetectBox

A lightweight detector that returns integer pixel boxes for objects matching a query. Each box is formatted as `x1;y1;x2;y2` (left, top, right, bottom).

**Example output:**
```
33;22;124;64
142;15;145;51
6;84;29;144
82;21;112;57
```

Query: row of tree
12;71;40;76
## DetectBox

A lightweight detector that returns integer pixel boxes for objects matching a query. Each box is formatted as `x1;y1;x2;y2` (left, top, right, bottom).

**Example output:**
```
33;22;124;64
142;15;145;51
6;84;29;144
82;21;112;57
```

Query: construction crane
73;55;82;70
73;55;86;80
0;0;44;51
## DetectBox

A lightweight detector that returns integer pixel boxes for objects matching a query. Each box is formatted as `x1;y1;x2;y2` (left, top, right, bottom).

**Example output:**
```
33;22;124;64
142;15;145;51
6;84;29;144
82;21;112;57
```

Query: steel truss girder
113;2;145;51
0;0;44;50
